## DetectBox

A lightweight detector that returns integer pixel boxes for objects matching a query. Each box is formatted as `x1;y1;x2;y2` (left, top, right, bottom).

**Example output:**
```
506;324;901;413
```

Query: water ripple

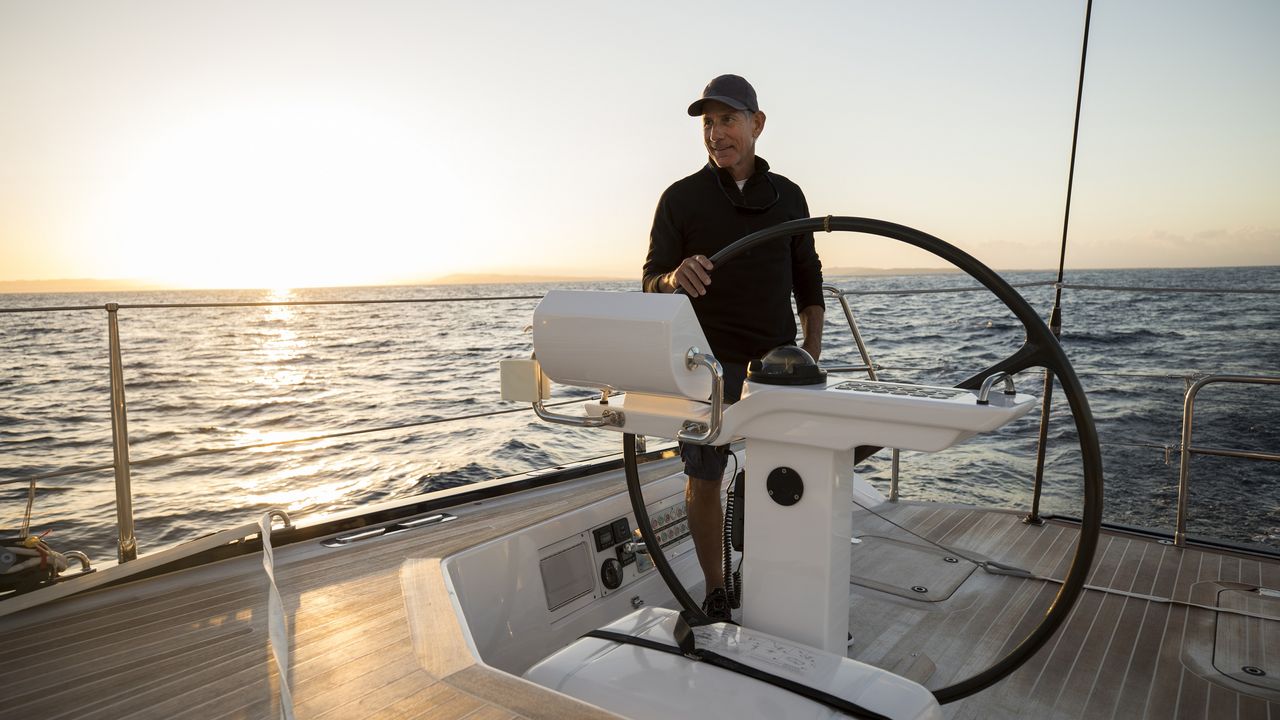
1;268;1277;562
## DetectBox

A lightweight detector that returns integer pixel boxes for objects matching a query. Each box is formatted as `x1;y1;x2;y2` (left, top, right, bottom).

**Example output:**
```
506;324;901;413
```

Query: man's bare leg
685;475;725;592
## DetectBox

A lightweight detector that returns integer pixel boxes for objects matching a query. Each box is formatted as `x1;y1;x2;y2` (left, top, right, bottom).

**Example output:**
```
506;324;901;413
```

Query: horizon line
2;263;1278;295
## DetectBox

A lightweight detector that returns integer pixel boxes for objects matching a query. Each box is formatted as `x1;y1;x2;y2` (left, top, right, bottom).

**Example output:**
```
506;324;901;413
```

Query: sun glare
87;101;470;289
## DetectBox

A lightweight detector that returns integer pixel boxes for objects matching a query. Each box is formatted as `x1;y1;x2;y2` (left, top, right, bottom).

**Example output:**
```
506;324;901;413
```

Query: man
642;74;825;620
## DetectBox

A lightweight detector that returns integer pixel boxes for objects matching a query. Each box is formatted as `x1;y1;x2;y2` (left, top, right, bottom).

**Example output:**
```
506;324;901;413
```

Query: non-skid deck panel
851;503;1280;719
0;457;679;720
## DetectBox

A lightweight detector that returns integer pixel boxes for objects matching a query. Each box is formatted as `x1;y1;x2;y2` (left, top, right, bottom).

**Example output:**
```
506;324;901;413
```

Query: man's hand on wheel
667;255;714;296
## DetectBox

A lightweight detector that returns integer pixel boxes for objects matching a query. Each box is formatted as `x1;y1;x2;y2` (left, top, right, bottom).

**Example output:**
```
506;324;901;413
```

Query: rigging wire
1026;0;1095;523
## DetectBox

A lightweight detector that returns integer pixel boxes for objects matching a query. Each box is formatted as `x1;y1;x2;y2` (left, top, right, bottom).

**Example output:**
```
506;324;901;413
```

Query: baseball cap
687;74;759;116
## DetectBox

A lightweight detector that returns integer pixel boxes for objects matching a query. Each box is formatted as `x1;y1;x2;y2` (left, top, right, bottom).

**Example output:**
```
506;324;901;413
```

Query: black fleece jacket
642;157;824;365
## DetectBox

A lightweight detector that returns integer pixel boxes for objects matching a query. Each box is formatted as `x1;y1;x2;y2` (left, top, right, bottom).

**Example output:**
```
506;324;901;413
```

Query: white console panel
583;378;1037;452
442;472;704;675
722;379;1038;453
526;608;942;720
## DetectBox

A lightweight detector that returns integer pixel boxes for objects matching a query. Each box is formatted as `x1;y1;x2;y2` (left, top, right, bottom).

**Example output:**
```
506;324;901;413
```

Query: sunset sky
2;1;1277;290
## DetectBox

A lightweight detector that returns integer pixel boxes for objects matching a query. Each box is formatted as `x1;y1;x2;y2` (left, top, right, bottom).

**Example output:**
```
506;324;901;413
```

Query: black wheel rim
709;216;1104;703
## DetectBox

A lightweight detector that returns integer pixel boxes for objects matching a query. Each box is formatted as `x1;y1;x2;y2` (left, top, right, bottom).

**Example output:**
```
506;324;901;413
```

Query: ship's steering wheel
671;216;1103;704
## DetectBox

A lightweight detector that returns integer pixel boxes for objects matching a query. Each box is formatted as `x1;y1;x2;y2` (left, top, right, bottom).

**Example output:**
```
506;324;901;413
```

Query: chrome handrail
3;285;1276;565
1174;374;1280;547
977;371;1017;404
822;284;902;500
675;348;725;445
823;285;878;382
532;397;624;428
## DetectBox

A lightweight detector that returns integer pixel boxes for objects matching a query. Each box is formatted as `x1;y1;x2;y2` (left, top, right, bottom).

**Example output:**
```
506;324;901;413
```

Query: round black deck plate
766;467;803;506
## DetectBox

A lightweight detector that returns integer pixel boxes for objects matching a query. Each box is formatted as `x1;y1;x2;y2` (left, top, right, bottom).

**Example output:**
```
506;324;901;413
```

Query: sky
1;0;1277;290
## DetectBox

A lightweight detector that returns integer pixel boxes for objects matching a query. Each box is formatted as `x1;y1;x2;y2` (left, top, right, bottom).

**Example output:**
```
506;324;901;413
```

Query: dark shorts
680;361;747;482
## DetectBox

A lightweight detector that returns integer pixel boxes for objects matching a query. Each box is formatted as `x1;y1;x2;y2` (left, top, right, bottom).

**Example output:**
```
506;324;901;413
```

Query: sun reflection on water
255;288;308;388
236;461;376;513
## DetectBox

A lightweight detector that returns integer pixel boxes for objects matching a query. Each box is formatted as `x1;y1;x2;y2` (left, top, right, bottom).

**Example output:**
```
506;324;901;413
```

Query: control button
616;543;635;566
636;552;654;573
612;518;630;542
593;526;614;552
600;559;623;590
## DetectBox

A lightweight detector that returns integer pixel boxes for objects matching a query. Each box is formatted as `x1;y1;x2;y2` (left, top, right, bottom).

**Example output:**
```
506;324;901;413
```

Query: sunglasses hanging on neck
709;166;780;214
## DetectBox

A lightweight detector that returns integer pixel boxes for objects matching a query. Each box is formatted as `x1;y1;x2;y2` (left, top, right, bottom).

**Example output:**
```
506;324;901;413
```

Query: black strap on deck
583;622;894;720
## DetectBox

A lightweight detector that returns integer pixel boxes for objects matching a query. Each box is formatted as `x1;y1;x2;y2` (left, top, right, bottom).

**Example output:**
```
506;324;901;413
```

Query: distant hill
1;266;976;294
427;267;965;285
0;278;166;294
426;273;630;285
823;266;961;277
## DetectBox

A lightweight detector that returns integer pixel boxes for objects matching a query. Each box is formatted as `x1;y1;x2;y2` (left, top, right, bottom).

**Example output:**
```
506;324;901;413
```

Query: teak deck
2;459;1277;719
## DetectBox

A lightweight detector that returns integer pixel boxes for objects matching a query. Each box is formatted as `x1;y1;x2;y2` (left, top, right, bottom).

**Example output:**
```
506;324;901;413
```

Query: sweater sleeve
642;189;683;293
790;187;825;311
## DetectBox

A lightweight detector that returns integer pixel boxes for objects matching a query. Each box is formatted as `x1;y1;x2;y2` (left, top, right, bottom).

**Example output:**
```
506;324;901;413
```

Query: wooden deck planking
1183;552;1233;714
860;504;1280;719
1043;540;1137;718
1077;540;1161;719
68;637;273;720
1237;693;1271;720
933;575;1035;688
445;665;620;720
361;680;484;720
0;582;267;670
949;572;1053;684
1263;553;1280;590
1078;590;1151;718
6;464;1280;720
313;666;443;720
37;585;414;719
4;584;405;689
0;459;675;720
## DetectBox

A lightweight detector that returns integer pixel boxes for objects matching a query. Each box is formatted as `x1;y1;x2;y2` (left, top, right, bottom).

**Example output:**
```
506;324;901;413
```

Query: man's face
702;101;764;179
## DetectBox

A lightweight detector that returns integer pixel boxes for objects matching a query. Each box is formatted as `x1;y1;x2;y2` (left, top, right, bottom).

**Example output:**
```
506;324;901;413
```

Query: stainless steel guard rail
3;281;1277;562
1174;374;1280;547
2;294;542;563
822;284;903;500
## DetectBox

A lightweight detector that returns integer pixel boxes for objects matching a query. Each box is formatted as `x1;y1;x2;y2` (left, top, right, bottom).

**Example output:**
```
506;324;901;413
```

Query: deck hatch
1214;587;1280;692
849;535;976;602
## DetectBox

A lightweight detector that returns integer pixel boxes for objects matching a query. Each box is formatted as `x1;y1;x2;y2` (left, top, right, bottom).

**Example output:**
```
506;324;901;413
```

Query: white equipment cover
525;608;942;720
532;290;714;400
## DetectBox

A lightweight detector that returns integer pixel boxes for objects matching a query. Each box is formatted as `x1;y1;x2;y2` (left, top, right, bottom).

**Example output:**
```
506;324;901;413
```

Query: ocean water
2;267;1278;565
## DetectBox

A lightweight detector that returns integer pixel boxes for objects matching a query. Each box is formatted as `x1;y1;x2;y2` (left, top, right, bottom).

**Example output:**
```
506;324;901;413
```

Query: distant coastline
427;268;966;285
4;264;1277;294
0;267;965;294
426;273;630;285
0;278;169;294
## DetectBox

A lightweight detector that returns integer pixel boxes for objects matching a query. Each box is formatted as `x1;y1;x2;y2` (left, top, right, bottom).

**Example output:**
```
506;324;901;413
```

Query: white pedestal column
740;439;854;654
